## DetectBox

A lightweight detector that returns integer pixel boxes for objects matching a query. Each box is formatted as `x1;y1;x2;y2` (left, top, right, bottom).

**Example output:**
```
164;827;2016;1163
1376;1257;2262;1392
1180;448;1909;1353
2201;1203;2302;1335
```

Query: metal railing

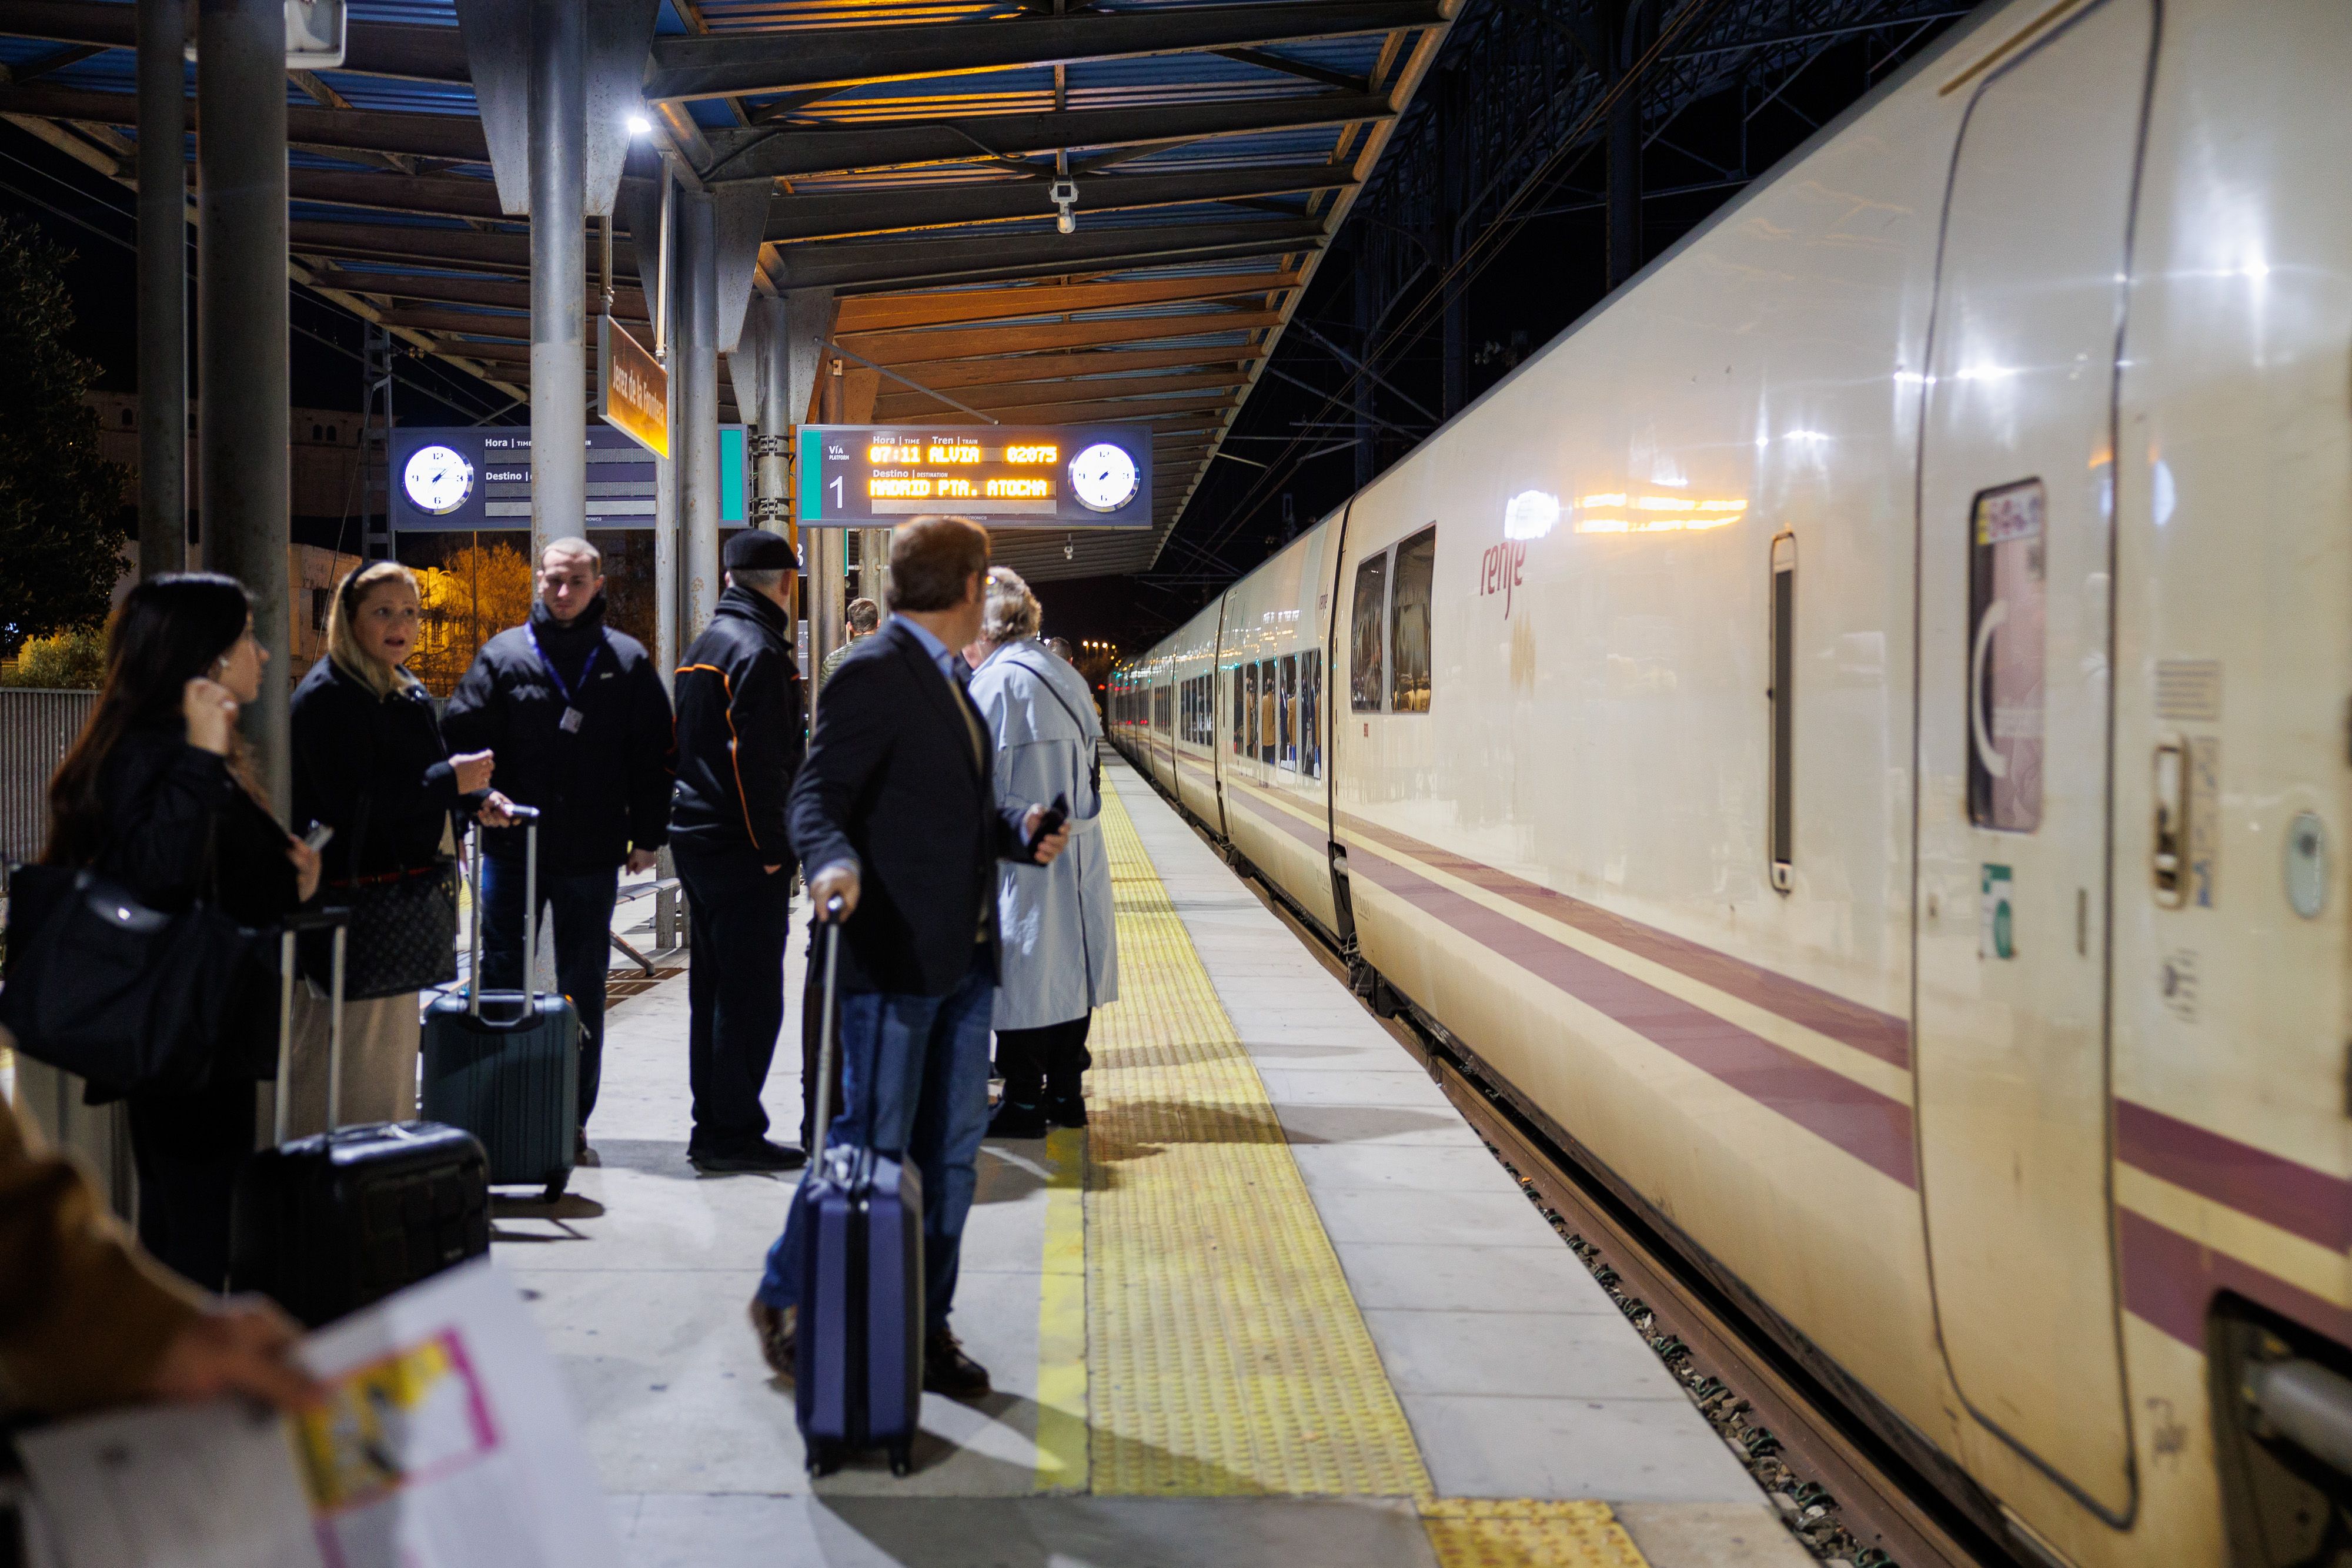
0;689;96;878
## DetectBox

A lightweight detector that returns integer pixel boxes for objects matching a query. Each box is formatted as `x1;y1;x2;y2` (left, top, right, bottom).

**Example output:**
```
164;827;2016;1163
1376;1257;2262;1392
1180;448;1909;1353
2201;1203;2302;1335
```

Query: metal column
136;0;186;579
858;528;888;609
807;356;847;709
196;0;289;810
527;0;586;554
676;185;720;640
650;173;679;691
750;292;789;532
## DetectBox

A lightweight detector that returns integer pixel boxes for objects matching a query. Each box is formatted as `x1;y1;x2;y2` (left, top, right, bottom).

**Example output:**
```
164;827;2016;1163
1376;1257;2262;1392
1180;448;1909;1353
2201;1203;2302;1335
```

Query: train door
1912;0;2156;1523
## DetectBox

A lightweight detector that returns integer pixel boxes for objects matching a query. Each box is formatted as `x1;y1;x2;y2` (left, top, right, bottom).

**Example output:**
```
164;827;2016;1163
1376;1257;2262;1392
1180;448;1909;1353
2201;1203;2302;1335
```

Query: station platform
509;755;1809;1568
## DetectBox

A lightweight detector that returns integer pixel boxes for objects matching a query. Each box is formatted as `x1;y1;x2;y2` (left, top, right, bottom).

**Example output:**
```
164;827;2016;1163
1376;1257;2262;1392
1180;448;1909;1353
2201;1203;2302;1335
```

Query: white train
1110;1;2352;1562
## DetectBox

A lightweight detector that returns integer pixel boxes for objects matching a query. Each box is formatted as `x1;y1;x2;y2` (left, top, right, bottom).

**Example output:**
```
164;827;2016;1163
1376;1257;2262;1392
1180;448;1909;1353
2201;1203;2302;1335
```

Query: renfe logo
1479;540;1527;618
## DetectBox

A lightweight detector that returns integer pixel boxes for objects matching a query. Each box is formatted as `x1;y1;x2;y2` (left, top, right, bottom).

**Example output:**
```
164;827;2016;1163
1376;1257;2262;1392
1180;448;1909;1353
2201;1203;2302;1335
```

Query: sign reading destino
793;424;1152;528
597;316;667;459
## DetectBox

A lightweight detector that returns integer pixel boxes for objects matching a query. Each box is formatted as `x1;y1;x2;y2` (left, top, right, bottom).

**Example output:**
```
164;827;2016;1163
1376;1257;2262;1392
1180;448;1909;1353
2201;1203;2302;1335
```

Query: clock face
1068;442;1140;513
403;444;474;516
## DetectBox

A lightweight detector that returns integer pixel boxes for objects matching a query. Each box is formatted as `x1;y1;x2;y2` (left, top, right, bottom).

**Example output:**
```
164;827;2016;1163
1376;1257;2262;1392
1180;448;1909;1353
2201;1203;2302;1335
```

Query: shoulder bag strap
1001;654;1102;807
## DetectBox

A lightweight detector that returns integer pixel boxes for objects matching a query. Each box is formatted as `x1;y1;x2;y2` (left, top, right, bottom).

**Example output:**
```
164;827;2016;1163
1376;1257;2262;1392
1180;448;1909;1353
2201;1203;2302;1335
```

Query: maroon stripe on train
2115;1100;2352;1254
1334;811;1911;1071
1225;777;1329;849
1343;835;1919;1188
2116;1206;2352;1350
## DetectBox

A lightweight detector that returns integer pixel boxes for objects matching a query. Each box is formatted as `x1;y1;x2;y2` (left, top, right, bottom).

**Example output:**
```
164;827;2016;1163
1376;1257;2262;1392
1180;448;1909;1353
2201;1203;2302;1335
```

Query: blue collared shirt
897;614;967;688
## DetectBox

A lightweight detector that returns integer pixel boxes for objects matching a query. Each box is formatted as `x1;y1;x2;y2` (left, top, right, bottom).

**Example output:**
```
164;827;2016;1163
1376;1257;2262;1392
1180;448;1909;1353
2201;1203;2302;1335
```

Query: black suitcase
420;808;580;1201
794;908;925;1477
229;907;490;1328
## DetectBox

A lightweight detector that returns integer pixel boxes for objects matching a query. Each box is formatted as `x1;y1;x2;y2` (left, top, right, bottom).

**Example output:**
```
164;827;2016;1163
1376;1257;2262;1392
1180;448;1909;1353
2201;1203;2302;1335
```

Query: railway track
1205;824;2020;1568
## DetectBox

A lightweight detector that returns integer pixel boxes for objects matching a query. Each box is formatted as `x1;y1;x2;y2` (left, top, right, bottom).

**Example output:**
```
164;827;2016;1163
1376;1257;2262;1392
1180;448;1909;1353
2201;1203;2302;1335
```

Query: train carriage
1114;1;2352;1562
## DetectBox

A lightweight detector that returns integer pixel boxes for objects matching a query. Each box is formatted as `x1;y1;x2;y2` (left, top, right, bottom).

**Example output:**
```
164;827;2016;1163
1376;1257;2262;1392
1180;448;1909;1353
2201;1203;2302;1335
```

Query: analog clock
403;444;474;516
1068;442;1140;513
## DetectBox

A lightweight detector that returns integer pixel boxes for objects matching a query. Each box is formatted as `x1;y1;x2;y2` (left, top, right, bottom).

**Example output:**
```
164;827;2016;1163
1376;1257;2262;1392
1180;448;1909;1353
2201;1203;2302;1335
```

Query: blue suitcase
420;810;580;1202
794;912;925;1477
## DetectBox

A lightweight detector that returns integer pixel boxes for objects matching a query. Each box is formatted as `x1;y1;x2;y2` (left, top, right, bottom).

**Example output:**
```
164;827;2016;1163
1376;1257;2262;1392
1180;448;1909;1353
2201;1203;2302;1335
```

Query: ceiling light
626;113;653;137
1050;178;1079;236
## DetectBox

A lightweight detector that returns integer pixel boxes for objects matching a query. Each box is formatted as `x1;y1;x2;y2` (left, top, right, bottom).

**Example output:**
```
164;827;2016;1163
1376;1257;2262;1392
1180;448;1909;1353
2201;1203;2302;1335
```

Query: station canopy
0;0;1455;581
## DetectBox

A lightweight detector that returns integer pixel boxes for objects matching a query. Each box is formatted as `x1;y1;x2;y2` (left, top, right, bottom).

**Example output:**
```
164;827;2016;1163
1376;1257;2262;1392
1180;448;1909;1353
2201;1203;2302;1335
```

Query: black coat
669;584;804;862
441;596;675;873
786;618;1040;997
91;726;302;927
290;657;476;882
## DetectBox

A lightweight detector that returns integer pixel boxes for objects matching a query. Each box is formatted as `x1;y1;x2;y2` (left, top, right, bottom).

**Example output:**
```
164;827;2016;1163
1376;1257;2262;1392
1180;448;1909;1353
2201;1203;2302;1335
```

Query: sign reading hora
794;424;1152;527
389;424;748;531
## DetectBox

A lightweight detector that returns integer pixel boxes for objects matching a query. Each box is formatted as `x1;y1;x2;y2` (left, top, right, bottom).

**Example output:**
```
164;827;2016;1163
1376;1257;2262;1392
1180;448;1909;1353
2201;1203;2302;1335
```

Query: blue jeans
759;946;996;1332
479;857;620;1125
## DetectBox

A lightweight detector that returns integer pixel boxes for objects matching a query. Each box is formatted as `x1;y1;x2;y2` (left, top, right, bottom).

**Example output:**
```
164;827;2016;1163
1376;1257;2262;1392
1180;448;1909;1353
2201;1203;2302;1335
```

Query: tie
947;657;986;767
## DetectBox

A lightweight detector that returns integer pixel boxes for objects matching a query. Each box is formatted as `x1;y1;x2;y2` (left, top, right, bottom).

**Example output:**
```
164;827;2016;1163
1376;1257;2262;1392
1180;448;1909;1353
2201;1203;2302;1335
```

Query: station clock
402;443;475;516
1069;442;1141;513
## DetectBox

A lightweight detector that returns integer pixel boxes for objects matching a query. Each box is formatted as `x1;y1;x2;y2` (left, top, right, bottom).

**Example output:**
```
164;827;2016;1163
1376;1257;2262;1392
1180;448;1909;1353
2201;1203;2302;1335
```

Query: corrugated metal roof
0;0;1459;579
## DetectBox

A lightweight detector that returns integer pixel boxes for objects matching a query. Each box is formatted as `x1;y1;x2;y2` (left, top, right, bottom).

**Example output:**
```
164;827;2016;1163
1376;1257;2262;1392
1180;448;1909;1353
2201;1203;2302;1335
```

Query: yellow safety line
1083;771;1658;1565
1087;777;1431;1497
1034;1125;1089;1493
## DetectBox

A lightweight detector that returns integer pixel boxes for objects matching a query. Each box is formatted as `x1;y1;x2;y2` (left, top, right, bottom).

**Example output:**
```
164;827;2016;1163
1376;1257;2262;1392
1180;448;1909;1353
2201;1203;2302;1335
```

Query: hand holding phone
303;821;335;852
1026;792;1070;857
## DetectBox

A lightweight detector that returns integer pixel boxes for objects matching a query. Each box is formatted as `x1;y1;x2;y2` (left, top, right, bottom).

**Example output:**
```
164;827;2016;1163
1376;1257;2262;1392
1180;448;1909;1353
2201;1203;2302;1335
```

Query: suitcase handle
466;807;543;1027
275;904;352;1145
808;897;846;1164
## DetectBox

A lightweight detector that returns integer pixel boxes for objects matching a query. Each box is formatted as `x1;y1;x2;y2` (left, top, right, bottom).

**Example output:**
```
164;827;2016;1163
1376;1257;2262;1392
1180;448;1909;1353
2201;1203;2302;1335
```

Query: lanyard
527;626;603;723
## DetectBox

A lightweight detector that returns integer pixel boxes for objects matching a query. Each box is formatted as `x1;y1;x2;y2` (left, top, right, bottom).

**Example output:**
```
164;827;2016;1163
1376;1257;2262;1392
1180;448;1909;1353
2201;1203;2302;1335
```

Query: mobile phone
1027;793;1070;855
303;821;335;851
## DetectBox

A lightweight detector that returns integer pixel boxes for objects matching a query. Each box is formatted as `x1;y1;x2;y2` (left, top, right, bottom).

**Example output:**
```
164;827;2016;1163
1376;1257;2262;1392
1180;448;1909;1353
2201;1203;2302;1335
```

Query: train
1108;1;2352;1563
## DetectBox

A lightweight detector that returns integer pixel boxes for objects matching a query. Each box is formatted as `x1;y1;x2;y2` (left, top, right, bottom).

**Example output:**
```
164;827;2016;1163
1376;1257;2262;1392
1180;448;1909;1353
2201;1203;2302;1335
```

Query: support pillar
196;0;289;810
807;357;848;711
650;176;678;693
527;0;586;553
676;185;720;640
859;528;888;610
136;0;186;579
750;292;789;532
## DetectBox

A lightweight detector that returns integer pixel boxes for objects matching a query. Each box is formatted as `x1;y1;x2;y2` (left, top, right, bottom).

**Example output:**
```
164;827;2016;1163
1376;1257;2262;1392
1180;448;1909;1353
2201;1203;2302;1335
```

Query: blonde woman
964;567;1118;1136
285;562;503;1135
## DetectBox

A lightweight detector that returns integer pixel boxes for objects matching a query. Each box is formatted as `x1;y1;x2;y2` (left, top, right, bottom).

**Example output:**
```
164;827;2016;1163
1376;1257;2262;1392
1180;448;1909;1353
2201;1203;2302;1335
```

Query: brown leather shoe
921;1326;991;1401
749;1299;796;1383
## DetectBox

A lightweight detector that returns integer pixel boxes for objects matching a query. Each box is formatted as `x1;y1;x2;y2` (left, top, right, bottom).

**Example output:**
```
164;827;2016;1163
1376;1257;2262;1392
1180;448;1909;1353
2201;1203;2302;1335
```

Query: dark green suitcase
420;810;579;1202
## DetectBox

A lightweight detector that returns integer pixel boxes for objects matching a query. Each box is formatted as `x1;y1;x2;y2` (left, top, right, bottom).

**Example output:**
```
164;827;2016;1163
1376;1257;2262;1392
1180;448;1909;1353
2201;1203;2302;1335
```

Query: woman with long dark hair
44;573;320;1289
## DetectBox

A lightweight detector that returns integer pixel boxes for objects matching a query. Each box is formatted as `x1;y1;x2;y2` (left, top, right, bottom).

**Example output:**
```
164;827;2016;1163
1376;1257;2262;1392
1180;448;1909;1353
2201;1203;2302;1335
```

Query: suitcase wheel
806;1441;841;1479
543;1169;570;1203
890;1443;913;1479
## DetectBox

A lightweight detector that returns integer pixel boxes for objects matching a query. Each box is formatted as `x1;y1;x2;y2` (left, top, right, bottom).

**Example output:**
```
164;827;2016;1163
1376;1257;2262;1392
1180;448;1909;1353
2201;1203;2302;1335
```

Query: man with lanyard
444;536;676;1160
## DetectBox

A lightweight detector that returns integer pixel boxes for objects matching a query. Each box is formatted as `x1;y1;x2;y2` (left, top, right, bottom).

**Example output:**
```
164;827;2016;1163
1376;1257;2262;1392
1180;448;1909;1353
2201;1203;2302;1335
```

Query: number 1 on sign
831;476;844;509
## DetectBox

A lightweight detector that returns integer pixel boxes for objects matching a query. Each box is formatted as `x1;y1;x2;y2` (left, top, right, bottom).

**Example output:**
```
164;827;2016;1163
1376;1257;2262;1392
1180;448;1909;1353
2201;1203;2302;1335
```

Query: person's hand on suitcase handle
145;1296;326;1413
810;864;858;920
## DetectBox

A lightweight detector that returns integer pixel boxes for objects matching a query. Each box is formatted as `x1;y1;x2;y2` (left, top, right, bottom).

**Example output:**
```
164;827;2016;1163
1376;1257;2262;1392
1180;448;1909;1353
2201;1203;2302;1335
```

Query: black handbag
0;861;273;1096
299;794;459;1001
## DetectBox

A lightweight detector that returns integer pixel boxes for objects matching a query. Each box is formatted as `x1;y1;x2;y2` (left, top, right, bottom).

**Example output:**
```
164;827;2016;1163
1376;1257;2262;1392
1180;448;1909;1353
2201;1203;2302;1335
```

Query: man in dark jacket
442;536;674;1151
670;530;806;1173
748;516;1068;1402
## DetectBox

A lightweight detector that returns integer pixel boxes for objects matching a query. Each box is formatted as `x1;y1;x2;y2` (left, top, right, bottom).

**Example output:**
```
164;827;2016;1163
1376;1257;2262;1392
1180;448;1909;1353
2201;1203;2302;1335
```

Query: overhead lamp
1050;178;1079;235
626;113;653;138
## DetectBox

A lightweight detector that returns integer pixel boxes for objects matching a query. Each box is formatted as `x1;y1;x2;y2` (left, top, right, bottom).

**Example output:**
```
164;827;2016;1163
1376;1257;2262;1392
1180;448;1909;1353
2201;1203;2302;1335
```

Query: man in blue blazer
753;515;1070;1399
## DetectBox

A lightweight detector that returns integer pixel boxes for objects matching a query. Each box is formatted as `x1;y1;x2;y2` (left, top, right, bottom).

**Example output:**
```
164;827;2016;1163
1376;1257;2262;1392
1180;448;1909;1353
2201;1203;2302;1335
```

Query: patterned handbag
299;795;460;1001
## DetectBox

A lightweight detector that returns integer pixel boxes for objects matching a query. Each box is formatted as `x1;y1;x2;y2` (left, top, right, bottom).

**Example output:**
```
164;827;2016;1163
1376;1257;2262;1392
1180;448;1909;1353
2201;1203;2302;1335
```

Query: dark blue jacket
669;585;803;862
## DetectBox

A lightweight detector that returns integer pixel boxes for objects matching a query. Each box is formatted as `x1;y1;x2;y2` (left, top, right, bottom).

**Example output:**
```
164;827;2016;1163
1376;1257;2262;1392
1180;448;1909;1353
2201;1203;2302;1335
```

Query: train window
1278;655;1298;770
1769;533;1796;892
1350;551;1389;711
1258;661;1277;765
1390;526;1435;713
1242;662;1258;758
1232;667;1246;753
1966;480;2045;833
1299;651;1322;778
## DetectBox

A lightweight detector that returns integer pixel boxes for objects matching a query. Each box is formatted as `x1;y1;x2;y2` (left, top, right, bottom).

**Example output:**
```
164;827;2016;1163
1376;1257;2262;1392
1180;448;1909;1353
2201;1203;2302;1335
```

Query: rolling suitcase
794;903;926;1477
229;906;492;1328
421;807;581;1202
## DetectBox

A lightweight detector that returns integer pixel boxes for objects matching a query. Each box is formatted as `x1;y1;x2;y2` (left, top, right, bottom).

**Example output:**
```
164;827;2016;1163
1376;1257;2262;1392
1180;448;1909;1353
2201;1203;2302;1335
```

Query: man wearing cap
669;530;808;1172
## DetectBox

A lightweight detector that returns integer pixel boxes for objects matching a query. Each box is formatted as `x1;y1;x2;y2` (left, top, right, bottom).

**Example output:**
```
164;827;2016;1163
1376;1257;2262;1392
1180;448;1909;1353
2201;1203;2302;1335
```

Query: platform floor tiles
502;755;1805;1568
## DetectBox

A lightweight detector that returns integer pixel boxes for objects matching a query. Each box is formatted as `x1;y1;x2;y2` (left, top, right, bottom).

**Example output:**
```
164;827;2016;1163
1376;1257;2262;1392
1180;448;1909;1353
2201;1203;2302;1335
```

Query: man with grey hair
445;534;676;1159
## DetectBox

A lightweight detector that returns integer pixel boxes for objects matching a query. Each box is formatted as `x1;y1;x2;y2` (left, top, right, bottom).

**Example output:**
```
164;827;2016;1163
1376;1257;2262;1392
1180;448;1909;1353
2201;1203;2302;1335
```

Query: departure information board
794;424;1152;528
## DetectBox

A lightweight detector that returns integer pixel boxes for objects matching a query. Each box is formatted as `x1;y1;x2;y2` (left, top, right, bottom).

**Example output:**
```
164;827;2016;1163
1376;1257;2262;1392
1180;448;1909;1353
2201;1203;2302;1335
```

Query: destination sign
794;423;1152;528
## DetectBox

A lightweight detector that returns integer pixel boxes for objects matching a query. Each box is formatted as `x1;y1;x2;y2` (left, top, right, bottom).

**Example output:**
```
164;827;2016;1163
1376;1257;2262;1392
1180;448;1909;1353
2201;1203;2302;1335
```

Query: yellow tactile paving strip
1081;774;1657;1565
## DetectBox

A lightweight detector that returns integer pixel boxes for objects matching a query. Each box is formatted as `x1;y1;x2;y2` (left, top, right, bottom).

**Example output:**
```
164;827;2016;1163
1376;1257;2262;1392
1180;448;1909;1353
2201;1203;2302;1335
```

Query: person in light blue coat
964;569;1118;1138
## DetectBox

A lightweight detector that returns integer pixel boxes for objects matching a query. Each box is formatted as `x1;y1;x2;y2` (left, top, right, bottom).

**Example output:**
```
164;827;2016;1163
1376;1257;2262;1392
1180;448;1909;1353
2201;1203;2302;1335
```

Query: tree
410;540;533;694
0;218;129;655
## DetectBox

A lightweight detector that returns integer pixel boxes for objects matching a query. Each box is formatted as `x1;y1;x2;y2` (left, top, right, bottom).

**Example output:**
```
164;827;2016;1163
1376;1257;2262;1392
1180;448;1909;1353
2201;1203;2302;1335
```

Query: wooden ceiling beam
887;391;1235;425
833;269;1298;333
875;369;1244;419
881;344;1258;392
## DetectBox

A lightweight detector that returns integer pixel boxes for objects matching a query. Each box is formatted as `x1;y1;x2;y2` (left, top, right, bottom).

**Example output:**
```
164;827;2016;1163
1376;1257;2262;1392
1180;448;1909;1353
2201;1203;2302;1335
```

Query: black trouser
674;845;794;1155
126;1073;256;1292
994;1015;1093;1108
799;922;846;1152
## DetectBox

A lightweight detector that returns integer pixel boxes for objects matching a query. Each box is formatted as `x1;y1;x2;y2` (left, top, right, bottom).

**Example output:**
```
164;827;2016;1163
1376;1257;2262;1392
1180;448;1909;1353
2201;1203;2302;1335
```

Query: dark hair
44;573;256;868
846;597;880;634
886;516;989;613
